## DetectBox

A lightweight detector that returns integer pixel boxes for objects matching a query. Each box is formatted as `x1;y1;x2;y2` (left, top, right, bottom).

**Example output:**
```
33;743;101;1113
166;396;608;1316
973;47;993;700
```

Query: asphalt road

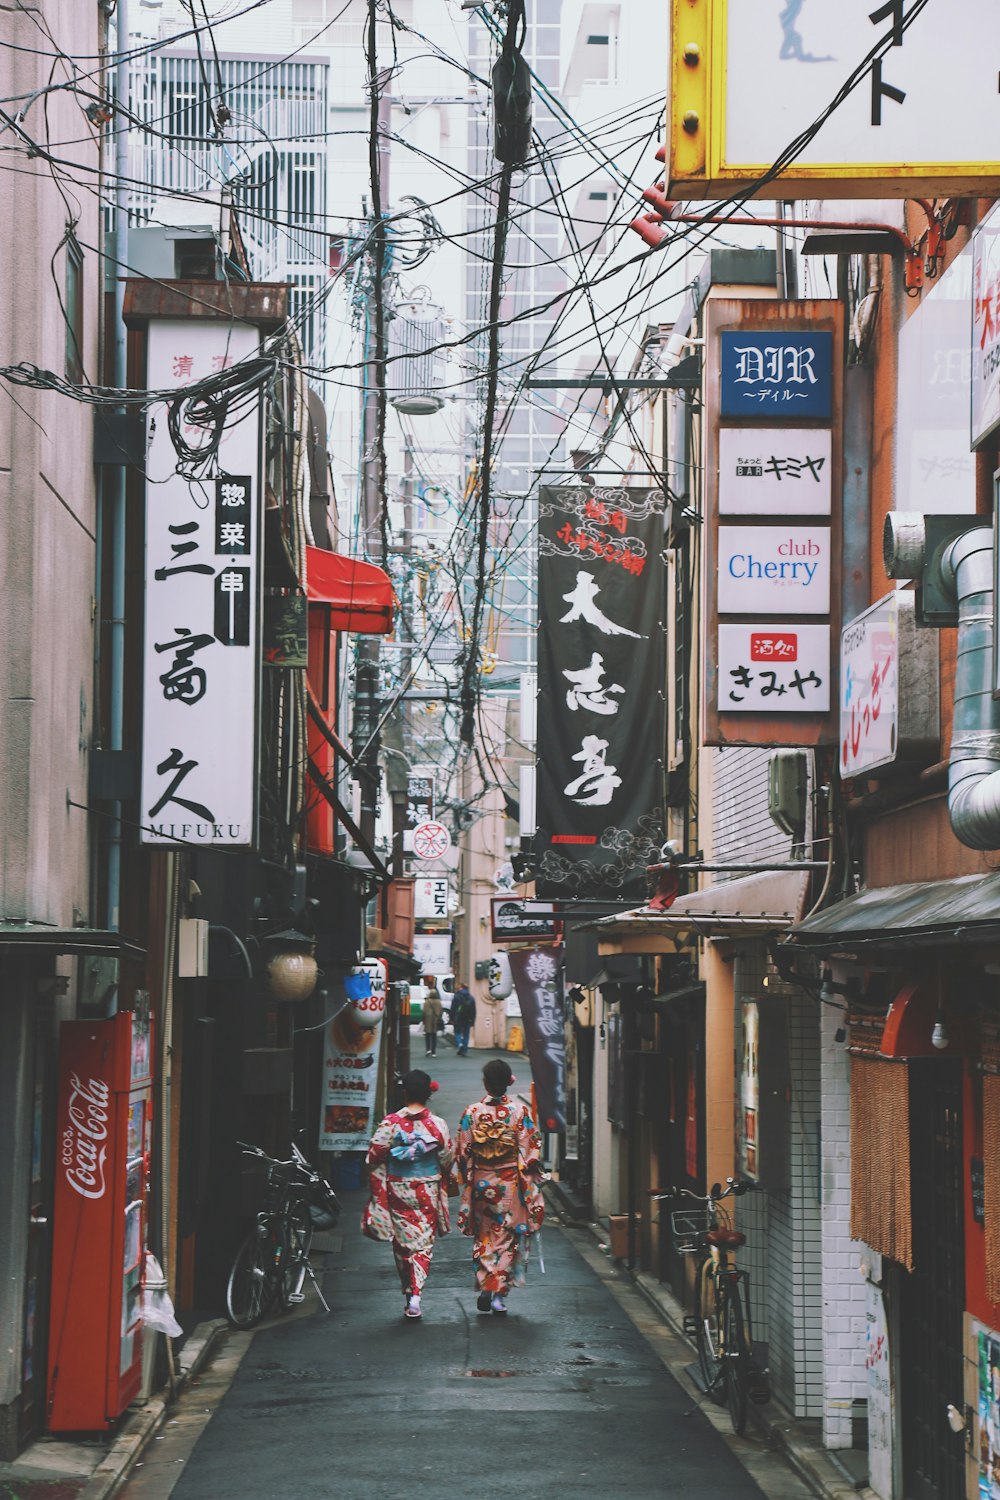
119;1041;810;1500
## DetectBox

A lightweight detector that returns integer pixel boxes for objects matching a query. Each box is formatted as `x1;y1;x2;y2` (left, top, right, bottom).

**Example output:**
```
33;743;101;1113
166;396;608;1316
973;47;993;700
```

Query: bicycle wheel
278;1201;314;1310
695;1255;724;1399
723;1283;750;1435
226;1227;279;1328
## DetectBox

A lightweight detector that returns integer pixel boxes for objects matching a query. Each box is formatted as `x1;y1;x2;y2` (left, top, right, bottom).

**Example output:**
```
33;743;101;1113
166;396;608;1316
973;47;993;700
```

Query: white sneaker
404;1294;422;1319
491;1294;507;1315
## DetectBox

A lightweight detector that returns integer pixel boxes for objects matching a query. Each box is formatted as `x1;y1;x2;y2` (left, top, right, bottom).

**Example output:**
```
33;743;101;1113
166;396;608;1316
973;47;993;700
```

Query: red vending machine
47;1001;153;1431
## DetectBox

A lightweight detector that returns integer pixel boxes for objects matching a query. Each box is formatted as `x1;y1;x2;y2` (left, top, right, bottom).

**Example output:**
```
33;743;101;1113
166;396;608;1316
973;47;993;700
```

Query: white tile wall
819;990;869;1447
734;947;824;1420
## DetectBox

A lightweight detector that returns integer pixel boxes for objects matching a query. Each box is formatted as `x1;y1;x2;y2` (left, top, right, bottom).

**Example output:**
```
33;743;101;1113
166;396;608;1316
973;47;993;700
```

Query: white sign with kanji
141;321;262;845
973;203;1000;448
840;594;899;776
414;877;449;920
412;820;451;860
718;428;831;516
718;624;830;712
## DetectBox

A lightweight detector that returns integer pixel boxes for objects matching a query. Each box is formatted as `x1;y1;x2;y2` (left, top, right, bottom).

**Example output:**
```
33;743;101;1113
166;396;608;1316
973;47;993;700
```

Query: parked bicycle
226;1140;340;1328
650;1177;767;1435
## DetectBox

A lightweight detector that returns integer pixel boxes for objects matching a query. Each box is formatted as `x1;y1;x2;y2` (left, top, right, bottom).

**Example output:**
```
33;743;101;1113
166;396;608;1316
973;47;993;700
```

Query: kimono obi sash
470;1110;519;1170
387;1118;442;1179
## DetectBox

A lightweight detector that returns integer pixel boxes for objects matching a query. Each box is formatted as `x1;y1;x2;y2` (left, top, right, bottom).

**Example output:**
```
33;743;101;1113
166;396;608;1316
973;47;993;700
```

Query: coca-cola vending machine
47;1000;153;1431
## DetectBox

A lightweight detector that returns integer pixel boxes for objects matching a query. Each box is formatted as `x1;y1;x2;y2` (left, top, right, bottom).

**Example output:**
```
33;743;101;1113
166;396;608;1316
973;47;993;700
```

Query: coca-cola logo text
60;1072;110;1200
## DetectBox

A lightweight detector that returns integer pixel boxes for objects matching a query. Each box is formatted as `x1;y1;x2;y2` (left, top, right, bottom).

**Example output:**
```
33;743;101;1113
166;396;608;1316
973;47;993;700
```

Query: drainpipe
885;517;1000;851
940;526;1000;850
106;0;129;937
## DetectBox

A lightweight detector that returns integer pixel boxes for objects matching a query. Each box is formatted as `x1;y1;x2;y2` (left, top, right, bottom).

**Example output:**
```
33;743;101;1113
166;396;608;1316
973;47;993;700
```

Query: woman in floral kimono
456;1057;545;1316
364;1071;455;1320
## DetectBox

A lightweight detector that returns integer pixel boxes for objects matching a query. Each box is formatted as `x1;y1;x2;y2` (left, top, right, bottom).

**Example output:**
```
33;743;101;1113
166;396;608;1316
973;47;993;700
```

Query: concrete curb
77;1319;230;1500
570;1213;876;1500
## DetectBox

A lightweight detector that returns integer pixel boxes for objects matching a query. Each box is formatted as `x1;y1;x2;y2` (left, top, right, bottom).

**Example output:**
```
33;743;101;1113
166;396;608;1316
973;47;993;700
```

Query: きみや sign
718;625;830;712
718;428;831;515
717;527;830;615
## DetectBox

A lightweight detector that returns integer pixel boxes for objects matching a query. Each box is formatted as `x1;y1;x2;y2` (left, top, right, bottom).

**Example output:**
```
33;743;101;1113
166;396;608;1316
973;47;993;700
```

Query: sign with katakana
412;820;451;860
973;203;1000;448
718;427;831;515
840;594;899;776
535;486;665;899
667;0;1000;199
141;320;262;845
717;526;831;615
719;624;830;712
414;876;449;920
720;332;832;420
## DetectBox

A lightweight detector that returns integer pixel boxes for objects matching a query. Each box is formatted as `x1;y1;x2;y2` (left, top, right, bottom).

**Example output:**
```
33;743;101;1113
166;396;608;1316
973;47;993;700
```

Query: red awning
305;545;394;634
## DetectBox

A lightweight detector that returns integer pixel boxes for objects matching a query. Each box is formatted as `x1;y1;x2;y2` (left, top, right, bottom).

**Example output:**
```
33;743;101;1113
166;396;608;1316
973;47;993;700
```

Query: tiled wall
734;947;824;1420
819;991;869;1447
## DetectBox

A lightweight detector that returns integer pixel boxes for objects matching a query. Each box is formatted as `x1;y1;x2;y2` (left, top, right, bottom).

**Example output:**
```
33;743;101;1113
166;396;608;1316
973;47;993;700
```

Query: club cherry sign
62;1071;111;1200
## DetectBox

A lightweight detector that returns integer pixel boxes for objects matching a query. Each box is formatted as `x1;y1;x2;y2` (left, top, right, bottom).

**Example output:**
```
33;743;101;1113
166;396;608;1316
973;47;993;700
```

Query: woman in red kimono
456;1058;545;1316
364;1070;455;1320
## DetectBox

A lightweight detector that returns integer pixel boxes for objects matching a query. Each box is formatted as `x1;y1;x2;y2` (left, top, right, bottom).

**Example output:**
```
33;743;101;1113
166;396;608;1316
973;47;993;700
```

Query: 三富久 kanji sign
141;321;262;846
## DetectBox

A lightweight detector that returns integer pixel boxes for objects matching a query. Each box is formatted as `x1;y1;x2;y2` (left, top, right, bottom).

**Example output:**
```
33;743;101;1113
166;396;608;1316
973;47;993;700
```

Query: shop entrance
897;1058;965;1500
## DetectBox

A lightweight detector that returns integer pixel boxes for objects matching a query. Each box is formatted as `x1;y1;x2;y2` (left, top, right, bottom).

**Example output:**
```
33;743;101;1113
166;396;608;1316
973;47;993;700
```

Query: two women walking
364;1057;545;1320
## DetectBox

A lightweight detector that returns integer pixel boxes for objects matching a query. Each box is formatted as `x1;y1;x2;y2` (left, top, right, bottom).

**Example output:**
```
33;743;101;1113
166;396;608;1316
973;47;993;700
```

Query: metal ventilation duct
386;301;447;415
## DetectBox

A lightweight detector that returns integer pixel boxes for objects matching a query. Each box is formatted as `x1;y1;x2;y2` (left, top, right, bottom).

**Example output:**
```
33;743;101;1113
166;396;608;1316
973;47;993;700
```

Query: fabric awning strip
305;545;394;634
585;868;811;944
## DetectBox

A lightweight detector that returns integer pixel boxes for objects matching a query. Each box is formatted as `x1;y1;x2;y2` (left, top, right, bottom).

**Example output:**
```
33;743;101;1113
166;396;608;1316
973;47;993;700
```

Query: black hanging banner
509;945;566;1133
536;486;665;898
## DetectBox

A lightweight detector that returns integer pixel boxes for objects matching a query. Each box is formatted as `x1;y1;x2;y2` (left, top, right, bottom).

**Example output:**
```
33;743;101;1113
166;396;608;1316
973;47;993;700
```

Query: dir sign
718;428;831;515
720;332;832;420
718;527;830;615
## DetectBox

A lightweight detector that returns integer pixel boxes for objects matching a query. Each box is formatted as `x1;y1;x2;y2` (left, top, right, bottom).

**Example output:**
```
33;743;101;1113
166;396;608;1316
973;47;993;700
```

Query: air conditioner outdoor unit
767;749;807;839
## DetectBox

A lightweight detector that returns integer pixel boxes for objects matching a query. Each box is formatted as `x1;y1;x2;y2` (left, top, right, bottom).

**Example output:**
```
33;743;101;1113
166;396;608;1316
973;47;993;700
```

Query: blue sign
720;331;833;420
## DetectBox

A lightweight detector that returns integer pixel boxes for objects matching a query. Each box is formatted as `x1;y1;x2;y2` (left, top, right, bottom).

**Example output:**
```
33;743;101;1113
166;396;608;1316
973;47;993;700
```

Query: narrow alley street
115;1043;811;1500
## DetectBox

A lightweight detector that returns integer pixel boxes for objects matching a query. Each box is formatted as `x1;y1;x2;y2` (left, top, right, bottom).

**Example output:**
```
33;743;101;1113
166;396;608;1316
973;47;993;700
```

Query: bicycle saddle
707;1227;746;1249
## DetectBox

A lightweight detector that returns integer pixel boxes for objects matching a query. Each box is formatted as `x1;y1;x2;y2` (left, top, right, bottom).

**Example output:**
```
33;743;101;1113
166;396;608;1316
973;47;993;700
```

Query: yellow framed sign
669;0;1000;198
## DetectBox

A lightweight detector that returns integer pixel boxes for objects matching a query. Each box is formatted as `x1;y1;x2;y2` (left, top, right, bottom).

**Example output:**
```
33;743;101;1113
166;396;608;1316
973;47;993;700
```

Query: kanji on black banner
535;486;665;898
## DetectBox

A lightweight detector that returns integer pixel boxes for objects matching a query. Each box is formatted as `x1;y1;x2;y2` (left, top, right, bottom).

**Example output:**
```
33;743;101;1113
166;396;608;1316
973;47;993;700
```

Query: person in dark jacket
450;985;477;1056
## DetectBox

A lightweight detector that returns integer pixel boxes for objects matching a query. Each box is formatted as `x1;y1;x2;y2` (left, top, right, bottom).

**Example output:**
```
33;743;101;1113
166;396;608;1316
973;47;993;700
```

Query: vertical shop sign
318;960;386;1151
706;302;842;747
740;1001;760;1181
406;773;435;827
535;486;665;897
973;203;1000;448
841;595;899;776
142;321;262;844
868;1275;894;1500
509;946;566;1132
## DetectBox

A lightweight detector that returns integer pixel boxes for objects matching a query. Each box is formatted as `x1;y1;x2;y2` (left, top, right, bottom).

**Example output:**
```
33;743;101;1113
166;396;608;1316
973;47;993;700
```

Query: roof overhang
783;871;1000;956
0;927;145;961
587;869;811;954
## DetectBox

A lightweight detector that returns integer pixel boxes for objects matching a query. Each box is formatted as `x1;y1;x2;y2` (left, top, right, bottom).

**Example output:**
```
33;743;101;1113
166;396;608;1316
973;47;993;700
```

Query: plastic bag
344;969;373;1002
141;1252;183;1338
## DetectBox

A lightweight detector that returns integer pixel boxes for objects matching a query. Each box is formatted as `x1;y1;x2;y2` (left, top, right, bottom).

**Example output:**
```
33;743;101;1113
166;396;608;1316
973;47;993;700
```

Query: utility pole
354;29;392;847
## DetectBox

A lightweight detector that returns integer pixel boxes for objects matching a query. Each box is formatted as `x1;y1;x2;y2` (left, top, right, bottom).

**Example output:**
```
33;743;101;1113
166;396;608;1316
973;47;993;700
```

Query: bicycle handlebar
235;1140;318;1180
647;1176;757;1204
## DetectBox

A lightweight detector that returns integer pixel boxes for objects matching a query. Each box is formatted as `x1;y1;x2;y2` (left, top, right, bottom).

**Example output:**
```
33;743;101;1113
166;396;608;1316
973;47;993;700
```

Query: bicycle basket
669;1206;715;1255
307;1182;341;1231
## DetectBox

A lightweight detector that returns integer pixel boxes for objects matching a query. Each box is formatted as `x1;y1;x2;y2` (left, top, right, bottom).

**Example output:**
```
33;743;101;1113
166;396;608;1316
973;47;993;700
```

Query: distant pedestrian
422;979;443;1056
363;1070;455;1321
450;983;477;1055
456;1058;545;1316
